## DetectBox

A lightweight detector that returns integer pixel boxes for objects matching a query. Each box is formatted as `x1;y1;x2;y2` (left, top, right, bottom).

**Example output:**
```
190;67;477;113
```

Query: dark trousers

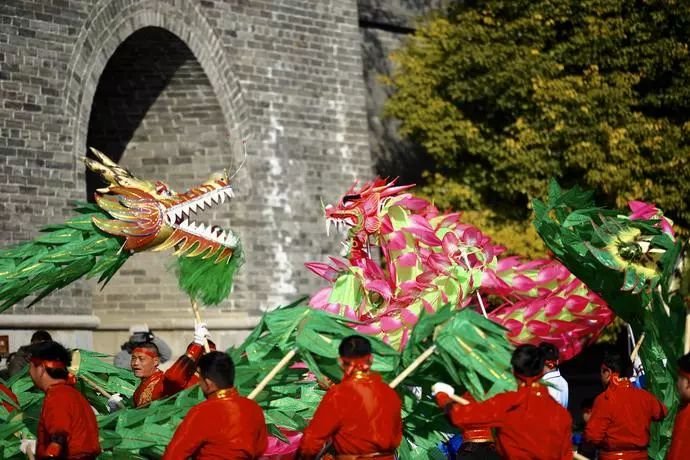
453;442;500;460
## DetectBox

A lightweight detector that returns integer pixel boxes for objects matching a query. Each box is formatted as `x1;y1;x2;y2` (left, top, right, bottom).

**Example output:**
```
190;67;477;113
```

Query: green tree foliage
385;0;690;256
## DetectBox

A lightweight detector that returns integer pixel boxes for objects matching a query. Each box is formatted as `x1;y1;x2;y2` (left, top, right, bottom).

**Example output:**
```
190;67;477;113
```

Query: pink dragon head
324;178;415;262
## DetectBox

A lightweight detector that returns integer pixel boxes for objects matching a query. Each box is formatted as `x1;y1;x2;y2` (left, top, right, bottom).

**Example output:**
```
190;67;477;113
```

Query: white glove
193;322;210;345
106;393;124;413
20;439;36;455
431;382;455;397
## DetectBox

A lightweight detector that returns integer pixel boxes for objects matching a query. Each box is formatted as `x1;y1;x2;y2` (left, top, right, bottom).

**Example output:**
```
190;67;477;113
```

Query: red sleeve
584;394;610;446
162;343;204;395
668;407;690;460
162;406;204;460
560;412;574;459
435;392;513;430
298;387;341;456
646;392;667;421
41;394;73;458
252;405;269;456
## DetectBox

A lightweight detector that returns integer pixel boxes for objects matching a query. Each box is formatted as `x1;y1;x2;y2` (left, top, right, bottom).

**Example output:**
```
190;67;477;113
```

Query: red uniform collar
602;366;632;388
208;388;238;401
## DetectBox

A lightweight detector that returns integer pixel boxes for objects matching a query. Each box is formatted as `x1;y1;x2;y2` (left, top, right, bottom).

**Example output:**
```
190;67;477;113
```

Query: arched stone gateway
0;0;424;357
84;25;253;355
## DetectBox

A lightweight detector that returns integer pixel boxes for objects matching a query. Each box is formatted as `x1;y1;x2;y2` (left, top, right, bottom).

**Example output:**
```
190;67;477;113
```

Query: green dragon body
0;149;242;310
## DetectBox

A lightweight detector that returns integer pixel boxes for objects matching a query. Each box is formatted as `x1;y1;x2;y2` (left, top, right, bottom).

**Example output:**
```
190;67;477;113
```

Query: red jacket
162;388;267;459
298;372;402;457
584;381;666;458
436;382;573;460
0;383;19;412
133;343;204;407
666;403;690;460
37;382;100;459
455;392;494;443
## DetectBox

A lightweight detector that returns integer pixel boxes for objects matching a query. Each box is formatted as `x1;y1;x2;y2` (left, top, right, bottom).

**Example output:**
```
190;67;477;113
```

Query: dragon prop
533;181;686;460
1;301;515;459
0;149;243;310
306;178;613;360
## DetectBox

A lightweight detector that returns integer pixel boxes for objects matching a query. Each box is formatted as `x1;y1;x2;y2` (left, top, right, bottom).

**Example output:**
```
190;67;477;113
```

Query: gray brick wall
0;0;451;354
0;0;373;325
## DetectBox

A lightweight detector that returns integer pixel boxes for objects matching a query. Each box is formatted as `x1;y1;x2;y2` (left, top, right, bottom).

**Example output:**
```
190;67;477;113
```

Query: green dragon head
85;148;238;264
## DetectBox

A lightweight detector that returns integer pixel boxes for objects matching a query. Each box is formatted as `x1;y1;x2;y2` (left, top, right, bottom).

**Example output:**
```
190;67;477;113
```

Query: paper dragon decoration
306;178;613;360
0;158;684;460
0;148;243;311
533;181;686;459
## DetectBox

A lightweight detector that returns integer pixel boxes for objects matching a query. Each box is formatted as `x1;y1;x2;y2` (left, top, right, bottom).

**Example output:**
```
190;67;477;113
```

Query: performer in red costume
585;350;667;460
124;322;212;408
162;351;267;459
21;341;100;459
297;335;403;460
667;352;690;460
444;392;500;459
432;344;573;460
0;382;19;413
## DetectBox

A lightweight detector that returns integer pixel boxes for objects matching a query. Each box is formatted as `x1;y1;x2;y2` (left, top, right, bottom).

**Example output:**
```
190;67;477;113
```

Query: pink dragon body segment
306;178;613;360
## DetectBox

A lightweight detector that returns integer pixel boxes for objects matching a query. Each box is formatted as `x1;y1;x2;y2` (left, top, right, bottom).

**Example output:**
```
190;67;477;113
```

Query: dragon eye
155;181;173;197
342;194;360;203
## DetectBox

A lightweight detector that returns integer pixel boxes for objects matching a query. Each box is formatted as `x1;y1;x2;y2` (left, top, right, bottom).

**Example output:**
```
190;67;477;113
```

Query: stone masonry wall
0;0;371;353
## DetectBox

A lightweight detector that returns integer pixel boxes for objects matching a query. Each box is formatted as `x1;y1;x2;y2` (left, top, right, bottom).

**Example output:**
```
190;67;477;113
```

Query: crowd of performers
2;326;690;460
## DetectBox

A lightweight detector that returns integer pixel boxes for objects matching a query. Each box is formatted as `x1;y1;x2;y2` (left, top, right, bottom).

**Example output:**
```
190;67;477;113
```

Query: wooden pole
247;348;298;400
447;393;471;405
630;332;646;362
70;350;124;410
389;345;437;389
191;299;211;353
388;345;470;403
573;452;590;460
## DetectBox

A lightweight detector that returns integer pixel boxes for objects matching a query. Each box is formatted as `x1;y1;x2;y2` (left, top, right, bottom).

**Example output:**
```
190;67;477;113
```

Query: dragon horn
83;156;118;185
88;147;119;167
229;138;249;181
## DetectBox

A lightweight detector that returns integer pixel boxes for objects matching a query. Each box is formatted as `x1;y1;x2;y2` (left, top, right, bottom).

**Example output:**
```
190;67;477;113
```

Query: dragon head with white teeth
85;148;239;264
324;178;414;262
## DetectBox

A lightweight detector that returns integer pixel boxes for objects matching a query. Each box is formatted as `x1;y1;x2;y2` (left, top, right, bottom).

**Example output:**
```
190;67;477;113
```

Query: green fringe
174;244;244;306
0;202;130;312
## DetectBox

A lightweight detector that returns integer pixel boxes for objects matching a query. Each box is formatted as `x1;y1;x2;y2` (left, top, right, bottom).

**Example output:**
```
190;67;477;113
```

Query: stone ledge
95;314;262;331
0;314;100;329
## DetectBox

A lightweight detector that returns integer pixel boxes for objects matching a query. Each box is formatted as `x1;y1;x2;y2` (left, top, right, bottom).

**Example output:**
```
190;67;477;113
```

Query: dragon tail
0;202;131;312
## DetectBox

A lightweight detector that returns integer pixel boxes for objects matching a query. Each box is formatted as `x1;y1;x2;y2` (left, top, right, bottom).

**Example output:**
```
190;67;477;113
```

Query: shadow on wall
360;25;429;186
85;27;191;200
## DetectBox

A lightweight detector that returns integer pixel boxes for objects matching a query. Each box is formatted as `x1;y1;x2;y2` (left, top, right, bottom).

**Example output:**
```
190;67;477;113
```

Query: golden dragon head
84;148;237;263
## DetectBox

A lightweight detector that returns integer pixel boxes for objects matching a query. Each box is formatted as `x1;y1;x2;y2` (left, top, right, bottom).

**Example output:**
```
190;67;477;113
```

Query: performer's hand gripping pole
191;299;211;353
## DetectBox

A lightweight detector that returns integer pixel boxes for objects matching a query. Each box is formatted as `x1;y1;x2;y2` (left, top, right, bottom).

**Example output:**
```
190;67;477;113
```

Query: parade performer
22;341;100;459
432;344;573;460
446;392;500;459
126;322;212;408
667;352;690;460
297;335;403;459
539;342;569;408
162;351;267;459
0;382;18;412
585;350;667;460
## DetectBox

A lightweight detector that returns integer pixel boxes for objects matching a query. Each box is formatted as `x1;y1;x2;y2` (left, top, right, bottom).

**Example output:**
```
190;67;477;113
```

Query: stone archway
63;1;257;356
